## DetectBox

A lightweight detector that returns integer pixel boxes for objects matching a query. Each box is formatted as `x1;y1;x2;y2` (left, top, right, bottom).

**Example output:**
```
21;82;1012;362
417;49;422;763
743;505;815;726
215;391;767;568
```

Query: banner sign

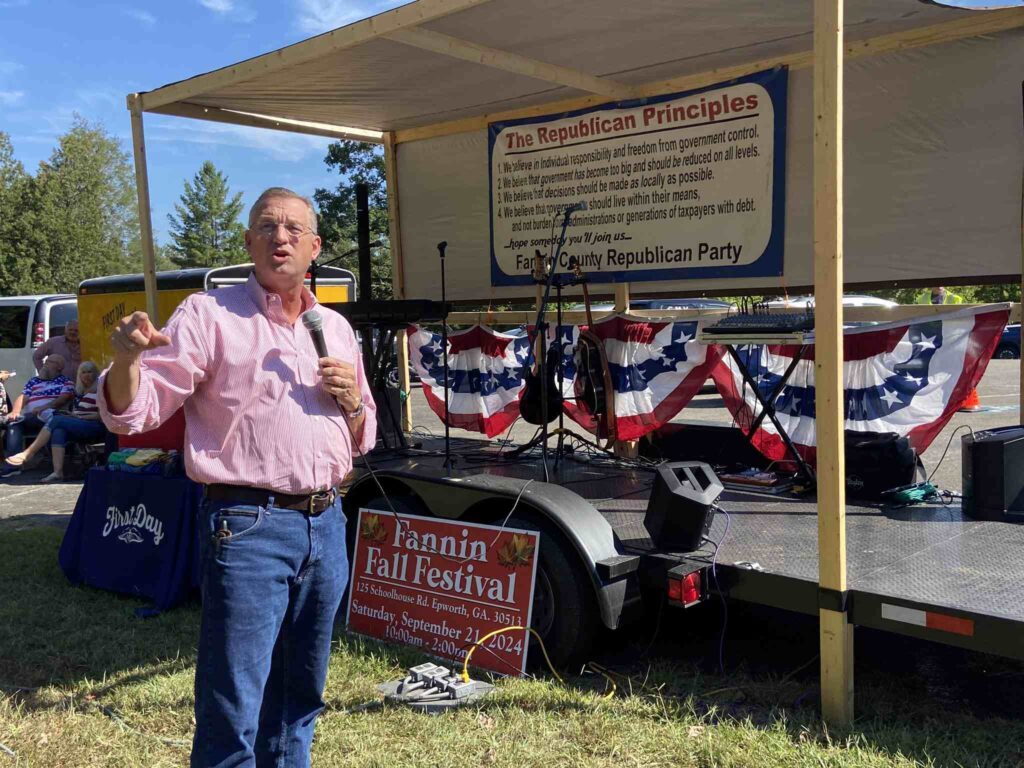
346;509;540;676
489;68;787;286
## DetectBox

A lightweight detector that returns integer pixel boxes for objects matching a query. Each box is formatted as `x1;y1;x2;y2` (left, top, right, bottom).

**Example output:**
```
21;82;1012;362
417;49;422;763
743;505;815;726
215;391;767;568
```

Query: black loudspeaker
372;387;403;449
644;461;723;551
962;426;1024;522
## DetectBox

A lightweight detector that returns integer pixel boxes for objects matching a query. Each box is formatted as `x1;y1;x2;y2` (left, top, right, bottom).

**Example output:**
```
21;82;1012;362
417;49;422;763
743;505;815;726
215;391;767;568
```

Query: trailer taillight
32;322;45;347
667;571;703;608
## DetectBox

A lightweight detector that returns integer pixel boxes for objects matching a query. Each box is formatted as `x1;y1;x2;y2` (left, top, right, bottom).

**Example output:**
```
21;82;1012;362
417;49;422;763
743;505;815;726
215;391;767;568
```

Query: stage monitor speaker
962;426;1024;522
372;387;403;449
644;461;723;551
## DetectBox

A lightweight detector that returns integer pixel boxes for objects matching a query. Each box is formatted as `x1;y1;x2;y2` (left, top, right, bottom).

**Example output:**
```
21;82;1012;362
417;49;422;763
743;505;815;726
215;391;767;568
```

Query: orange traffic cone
959;387;982;412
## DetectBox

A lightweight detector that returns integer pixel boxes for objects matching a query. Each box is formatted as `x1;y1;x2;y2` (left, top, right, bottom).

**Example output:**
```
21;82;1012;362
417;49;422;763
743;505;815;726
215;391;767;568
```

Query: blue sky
0;0;405;244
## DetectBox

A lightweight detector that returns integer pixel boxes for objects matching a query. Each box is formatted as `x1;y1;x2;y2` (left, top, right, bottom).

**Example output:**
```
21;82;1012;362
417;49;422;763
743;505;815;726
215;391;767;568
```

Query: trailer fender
345;470;636;630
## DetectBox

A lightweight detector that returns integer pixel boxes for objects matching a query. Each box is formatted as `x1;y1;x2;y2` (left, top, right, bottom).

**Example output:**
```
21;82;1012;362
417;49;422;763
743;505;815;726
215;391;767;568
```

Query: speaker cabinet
962;426;1024;522
644;462;723;551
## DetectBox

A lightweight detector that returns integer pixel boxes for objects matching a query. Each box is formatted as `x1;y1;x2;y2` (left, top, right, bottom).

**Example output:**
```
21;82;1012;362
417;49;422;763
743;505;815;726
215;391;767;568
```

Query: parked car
995;324;1020;359
0;294;78;397
764;294;898;309
569;297;736;314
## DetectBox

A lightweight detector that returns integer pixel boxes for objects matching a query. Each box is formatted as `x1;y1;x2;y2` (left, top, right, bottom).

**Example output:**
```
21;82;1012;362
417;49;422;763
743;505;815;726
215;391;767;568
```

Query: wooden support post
612;282;637;457
127;96;159;324
813;0;854;725
614;282;630;312
384;131;413;431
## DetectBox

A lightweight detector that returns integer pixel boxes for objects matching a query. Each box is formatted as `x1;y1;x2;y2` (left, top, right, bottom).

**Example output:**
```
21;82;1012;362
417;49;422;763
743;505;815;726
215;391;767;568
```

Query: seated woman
1;355;74;459
1;361;105;481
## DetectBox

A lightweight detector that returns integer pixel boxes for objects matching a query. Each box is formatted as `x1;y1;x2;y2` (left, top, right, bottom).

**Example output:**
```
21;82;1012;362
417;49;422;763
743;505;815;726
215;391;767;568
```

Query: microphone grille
302;310;322;331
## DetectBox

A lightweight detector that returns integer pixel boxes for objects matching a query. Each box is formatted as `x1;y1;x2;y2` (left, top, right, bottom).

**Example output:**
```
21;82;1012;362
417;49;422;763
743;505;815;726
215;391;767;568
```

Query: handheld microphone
438;241;448;259
302;310;329;359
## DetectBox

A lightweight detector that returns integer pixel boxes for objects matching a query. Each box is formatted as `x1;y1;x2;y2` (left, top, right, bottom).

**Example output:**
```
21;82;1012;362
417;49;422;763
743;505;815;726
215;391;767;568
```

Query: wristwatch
345;398;365;419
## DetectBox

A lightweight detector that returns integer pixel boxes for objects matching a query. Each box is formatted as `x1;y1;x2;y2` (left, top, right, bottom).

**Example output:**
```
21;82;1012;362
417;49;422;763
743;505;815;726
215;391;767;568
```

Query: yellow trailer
77;264;355;370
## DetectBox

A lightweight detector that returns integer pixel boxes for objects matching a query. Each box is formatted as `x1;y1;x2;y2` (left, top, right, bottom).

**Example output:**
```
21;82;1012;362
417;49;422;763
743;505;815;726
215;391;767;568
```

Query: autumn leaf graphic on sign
497;534;535;568
360;514;388;543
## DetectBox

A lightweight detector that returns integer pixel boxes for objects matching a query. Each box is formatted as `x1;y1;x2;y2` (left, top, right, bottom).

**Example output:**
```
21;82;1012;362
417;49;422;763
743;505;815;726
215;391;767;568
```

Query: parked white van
0;295;78;399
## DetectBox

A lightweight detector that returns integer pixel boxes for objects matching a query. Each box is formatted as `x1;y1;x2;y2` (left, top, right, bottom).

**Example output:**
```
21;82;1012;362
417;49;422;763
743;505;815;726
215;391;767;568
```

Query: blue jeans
191;495;349;768
3;413;43;456
46;414;106;447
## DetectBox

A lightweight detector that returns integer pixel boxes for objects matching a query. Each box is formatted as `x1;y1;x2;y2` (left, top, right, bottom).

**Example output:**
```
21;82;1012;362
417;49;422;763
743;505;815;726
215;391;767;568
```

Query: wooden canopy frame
126;0;1024;724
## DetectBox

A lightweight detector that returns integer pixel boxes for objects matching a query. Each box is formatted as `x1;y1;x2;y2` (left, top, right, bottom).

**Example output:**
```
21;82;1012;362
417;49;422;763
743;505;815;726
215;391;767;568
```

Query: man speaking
99;187;376;767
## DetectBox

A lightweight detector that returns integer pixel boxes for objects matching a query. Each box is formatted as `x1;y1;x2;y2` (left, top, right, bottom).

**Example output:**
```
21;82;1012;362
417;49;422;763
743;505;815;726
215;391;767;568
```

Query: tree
313;141;392;299
166;160;247;268
0;117;141;295
0;132;37;294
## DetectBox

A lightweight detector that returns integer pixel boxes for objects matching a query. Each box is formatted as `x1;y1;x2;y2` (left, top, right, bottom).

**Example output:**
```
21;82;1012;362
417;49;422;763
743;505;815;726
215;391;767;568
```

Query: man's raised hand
110;312;171;360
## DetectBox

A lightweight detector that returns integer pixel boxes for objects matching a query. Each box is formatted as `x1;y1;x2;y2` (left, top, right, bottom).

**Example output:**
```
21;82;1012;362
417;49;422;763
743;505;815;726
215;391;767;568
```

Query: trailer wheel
506;515;600;670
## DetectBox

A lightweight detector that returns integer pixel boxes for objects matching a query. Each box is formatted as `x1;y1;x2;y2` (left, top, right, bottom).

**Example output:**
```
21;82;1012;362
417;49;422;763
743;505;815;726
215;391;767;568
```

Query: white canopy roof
135;0;1021;140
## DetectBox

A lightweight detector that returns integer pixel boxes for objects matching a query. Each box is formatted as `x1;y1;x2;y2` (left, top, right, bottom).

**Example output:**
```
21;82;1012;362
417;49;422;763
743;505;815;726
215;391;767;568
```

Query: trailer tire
506;515;600;671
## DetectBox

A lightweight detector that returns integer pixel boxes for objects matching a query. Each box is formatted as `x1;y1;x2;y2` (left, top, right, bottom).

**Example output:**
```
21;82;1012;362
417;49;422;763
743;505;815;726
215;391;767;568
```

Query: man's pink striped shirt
98;273;377;494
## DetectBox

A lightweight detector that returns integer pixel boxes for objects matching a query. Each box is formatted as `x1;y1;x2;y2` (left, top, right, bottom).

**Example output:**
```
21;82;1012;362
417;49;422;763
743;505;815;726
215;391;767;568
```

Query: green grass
2;527;1023;767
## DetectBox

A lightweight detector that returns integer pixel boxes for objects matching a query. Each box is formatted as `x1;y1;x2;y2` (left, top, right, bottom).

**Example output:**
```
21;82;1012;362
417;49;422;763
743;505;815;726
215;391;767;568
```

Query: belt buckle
308;490;333;516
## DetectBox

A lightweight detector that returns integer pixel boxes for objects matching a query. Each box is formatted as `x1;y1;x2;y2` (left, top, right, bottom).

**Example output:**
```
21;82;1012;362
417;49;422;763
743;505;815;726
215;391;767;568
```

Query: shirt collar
245;271;318;319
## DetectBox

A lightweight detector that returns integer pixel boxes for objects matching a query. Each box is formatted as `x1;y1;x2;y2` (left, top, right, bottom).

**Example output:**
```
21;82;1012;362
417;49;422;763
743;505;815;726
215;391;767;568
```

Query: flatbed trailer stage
345;436;1024;664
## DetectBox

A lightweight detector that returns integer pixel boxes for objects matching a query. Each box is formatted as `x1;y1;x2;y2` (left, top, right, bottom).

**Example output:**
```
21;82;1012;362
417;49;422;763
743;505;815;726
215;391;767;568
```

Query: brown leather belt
204;484;337;516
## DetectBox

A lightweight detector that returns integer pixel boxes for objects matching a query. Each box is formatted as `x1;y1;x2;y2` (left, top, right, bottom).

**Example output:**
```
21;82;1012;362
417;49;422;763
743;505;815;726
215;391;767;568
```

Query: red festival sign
346;508;540;675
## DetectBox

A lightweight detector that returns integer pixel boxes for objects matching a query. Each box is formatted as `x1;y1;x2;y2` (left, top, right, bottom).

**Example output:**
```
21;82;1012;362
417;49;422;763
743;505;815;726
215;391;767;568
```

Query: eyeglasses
252;221;315;240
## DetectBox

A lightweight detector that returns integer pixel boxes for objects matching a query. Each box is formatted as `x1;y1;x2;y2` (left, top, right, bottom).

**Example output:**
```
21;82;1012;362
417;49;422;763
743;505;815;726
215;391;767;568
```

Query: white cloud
294;0;403;35
122;7;156;25
198;0;233;12
0;91;25;105
197;0;256;22
148;117;331;163
75;88;123;108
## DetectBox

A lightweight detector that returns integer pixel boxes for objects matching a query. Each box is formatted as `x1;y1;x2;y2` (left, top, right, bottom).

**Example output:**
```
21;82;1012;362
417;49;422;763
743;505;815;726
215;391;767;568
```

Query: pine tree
167;160;247;268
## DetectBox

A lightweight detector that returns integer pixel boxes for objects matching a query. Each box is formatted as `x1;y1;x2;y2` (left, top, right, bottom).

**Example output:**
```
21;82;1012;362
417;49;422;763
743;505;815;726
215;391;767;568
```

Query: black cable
702;506;731;676
336;404;533;566
926;423;975;484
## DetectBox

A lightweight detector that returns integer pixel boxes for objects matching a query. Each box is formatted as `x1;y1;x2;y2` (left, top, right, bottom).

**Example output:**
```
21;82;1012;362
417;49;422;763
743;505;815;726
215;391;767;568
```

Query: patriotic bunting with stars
710;305;1009;465
576;314;724;440
406;324;531;437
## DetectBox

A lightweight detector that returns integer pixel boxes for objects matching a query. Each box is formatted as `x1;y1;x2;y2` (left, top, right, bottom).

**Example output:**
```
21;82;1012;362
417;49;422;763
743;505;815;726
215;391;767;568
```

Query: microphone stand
309;241;383;296
554;275;565;471
438;241;453;473
533;205;579;482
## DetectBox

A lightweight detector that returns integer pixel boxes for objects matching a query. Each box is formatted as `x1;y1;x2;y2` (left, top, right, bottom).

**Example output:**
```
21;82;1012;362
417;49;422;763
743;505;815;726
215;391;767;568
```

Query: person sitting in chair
0;361;103;480
0;355;74;462
0;370;11;419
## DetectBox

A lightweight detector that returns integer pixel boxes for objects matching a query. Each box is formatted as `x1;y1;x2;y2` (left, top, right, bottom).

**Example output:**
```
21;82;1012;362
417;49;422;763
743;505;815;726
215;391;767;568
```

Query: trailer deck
355;436;1024;660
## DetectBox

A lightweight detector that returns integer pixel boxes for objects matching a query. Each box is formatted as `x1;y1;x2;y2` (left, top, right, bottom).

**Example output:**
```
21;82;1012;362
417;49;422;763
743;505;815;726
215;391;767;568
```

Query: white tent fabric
395;29;1024;300
143;0;968;133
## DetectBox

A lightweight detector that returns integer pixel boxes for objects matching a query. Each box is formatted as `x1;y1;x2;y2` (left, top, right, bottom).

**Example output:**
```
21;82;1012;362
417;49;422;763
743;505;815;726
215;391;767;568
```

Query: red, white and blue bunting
408;316;722;441
710;306;1009;464
406;324;531;438
570;314;723;441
